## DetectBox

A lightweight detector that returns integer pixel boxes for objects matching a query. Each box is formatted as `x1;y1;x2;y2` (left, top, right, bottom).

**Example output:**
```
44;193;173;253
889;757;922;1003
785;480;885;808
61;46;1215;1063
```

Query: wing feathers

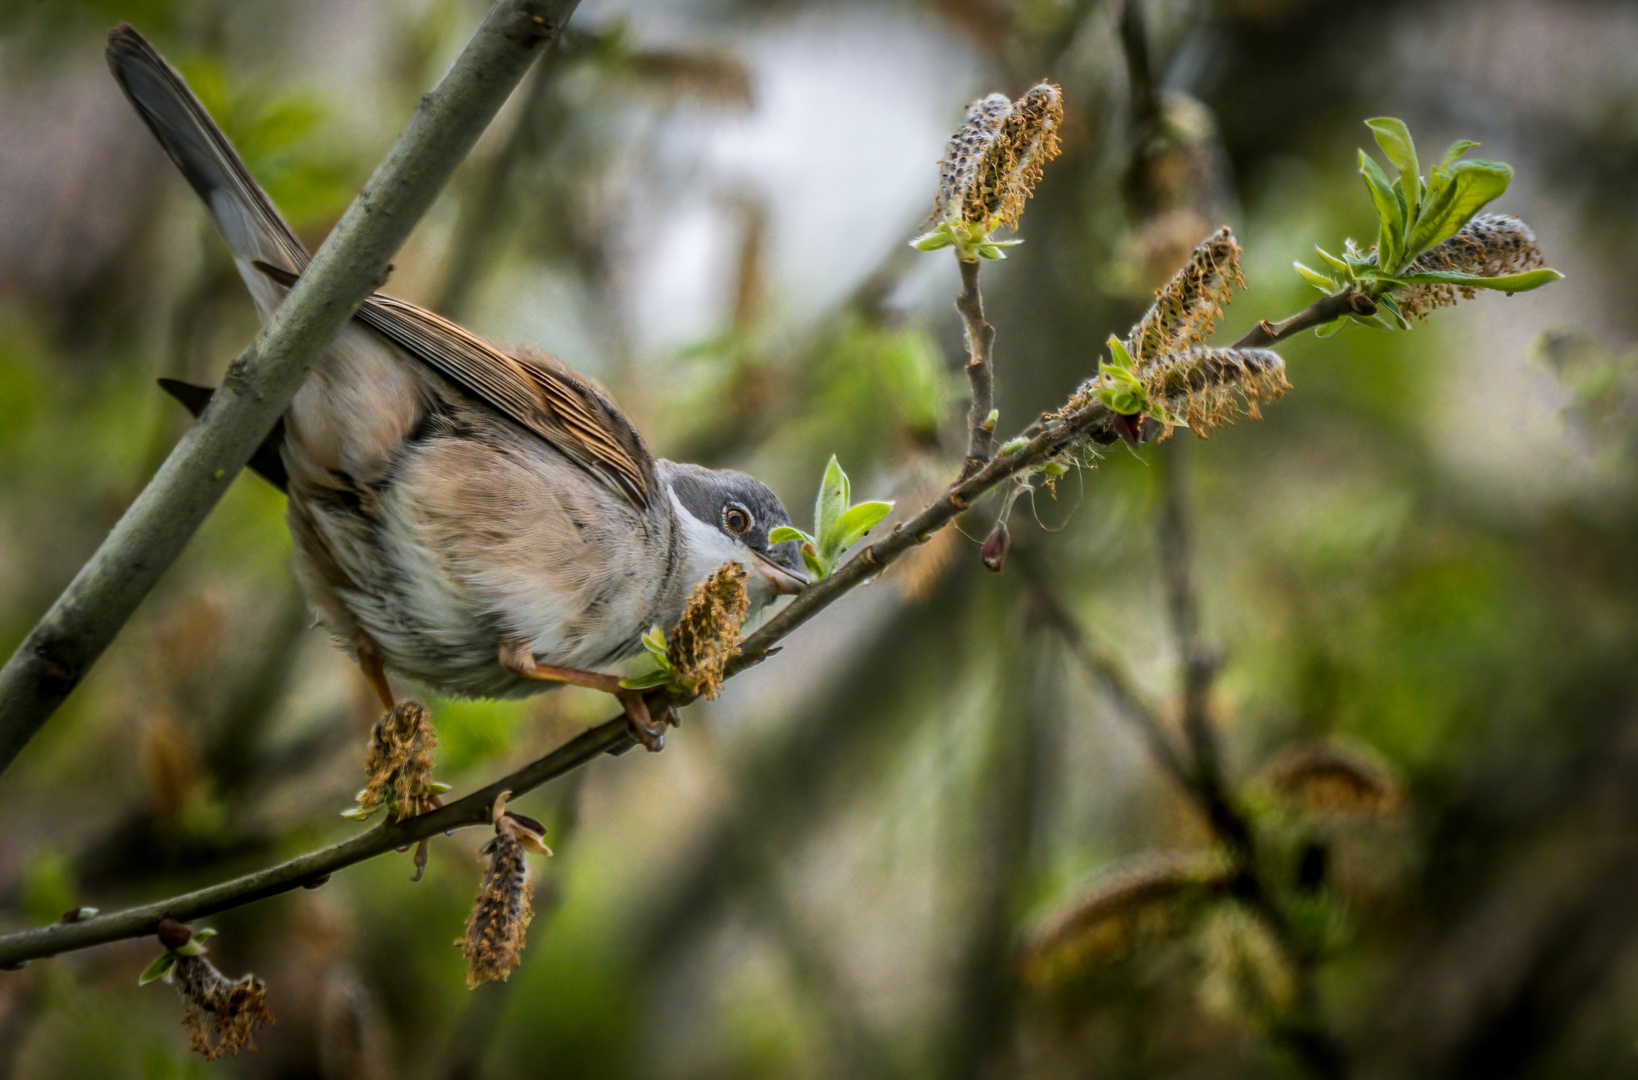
251;261;652;508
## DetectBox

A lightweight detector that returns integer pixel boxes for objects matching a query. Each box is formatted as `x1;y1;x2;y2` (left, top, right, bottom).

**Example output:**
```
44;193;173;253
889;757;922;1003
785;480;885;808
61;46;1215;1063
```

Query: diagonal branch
0;385;1138;969
0;0;581;779
1232;290;1376;348
0;258;1329;969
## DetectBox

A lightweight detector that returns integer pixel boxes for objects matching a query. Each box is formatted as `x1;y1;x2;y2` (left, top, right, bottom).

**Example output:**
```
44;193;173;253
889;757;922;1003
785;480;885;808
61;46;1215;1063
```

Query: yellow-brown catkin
936;83;1064;229
357;701;438;822
667;561;750;699
1141;346;1291;438
459;818;536;988
1016;850;1233;990
1397;213;1545;320
172;954;274;1060
1261;743;1402;816
1129;226;1243;364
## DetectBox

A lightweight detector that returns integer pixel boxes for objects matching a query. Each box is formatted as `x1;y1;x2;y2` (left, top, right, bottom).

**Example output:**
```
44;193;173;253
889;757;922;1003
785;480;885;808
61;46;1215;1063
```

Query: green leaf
139;951;179;986
1104;334;1134;370
815;456;848;540
1314;318;1348;339
768;526;811;545
1397;267;1563;293
1315;246;1351;275
910;229;954;252
1403;159;1512;261
1294;261;1339;293
800;542;826;581
1439;139;1480;172
620;670;675;691
1359;150;1406;271
832;501;894;554
1376;292;1412;330
1366;118;1420;224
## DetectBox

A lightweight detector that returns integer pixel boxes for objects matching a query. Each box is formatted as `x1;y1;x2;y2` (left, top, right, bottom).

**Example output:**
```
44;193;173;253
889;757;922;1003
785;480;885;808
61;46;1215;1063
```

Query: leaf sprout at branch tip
768;455;893;581
1296;117;1562;336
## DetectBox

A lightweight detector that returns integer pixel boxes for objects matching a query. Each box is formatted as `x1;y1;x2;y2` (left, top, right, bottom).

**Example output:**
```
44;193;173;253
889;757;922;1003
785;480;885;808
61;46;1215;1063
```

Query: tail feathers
159;378;290;493
107;24;310;307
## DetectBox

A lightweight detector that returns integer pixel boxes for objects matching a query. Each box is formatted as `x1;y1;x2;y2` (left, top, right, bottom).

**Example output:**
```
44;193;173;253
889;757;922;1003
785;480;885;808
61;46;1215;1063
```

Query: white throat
667;490;780;613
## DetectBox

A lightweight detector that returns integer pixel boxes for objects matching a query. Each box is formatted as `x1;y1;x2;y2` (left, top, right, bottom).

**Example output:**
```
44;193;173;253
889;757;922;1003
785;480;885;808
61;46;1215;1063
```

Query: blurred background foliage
0;0;1634;1077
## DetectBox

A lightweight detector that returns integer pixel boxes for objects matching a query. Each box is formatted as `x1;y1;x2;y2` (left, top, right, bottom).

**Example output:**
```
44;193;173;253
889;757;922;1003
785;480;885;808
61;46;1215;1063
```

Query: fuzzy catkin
459;827;535;987
172;954;274;1060
1396;214;1544;320
668;561;750;699
1142;346;1291;437
1017;851;1233;988
1129;226;1243;363
935;84;1063;229
357;701;438;822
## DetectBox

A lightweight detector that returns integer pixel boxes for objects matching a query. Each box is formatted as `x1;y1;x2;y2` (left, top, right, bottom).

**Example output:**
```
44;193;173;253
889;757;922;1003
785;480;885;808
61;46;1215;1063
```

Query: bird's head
659;461;808;610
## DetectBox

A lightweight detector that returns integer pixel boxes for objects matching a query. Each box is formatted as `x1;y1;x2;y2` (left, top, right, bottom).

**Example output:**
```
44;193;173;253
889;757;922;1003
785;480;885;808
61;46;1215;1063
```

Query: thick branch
1231;290;1375;349
956;258;998;480
0;0;580;778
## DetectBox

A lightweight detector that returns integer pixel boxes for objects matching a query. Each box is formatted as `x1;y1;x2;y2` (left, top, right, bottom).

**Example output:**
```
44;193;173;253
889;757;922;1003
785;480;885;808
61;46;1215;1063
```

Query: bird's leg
499;639;669;752
358;640;396;711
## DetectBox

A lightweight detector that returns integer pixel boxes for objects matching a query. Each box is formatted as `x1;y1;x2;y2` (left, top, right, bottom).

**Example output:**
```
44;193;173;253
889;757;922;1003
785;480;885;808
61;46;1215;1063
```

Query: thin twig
1232;290;1375;349
0;0;581;778
1157;445;1225;800
1017;554;1191;788
956;258;998;480
1153;444;1348;1079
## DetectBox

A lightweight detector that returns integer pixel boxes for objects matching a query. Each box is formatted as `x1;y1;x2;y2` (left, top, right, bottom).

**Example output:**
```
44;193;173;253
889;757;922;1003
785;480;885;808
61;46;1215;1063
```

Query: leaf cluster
768;455;893;581
1295;119;1562;335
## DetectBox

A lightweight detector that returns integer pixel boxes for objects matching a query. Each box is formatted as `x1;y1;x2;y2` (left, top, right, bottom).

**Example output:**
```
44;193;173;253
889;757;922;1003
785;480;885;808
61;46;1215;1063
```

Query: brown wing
253;261;654;509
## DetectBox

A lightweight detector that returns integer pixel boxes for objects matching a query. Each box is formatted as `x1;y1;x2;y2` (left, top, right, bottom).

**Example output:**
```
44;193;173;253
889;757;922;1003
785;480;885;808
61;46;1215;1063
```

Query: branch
1231;290;1375;349
0;0;581;778
0;384;1136;968
0;241;1336;967
1018;553;1191;789
956;258;998;480
0;713;624;969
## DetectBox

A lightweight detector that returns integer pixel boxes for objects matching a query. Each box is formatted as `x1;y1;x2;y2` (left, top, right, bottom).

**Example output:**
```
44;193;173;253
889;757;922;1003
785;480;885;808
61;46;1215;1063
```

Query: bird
105;24;807;751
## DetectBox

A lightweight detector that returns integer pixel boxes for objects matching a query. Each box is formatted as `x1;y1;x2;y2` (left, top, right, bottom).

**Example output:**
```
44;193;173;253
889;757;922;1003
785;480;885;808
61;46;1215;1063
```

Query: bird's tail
105;23;310;316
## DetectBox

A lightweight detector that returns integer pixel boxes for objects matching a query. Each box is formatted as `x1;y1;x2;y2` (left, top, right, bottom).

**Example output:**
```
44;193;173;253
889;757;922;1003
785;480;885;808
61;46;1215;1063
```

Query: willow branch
0;713;623;969
0;250;1359;967
0;0;580;779
1232;290;1376;349
0;379;1137;967
956;258;998;479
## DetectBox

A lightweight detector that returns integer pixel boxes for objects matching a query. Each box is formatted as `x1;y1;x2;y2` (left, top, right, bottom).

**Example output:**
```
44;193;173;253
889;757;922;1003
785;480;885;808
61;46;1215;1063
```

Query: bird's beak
752;551;808;596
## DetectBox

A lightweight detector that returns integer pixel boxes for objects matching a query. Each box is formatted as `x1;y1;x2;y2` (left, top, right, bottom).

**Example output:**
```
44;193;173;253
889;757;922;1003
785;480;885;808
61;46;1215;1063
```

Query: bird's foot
500;639;678;753
618;689;679;753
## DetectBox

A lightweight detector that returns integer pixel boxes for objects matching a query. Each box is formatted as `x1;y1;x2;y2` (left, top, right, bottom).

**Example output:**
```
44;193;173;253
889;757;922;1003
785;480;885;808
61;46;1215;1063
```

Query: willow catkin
459;797;549;988
172;954;274;1060
1129;226;1243;363
667;561;750;699
1396;213;1545;320
935;84;1063;229
1141;346;1291;437
356;701;438;822
1017;850;1234;989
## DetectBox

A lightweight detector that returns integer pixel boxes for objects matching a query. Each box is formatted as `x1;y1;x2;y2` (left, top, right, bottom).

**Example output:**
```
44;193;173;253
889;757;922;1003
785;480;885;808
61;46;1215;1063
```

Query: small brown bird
107;25;806;750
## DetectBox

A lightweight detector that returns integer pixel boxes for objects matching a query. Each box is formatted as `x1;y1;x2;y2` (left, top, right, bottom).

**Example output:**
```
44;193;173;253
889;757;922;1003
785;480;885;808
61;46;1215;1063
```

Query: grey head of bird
658;460;808;610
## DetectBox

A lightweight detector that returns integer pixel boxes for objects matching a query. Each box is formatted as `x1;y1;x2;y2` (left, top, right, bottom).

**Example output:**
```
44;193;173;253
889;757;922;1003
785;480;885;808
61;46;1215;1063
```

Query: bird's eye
722;504;753;536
